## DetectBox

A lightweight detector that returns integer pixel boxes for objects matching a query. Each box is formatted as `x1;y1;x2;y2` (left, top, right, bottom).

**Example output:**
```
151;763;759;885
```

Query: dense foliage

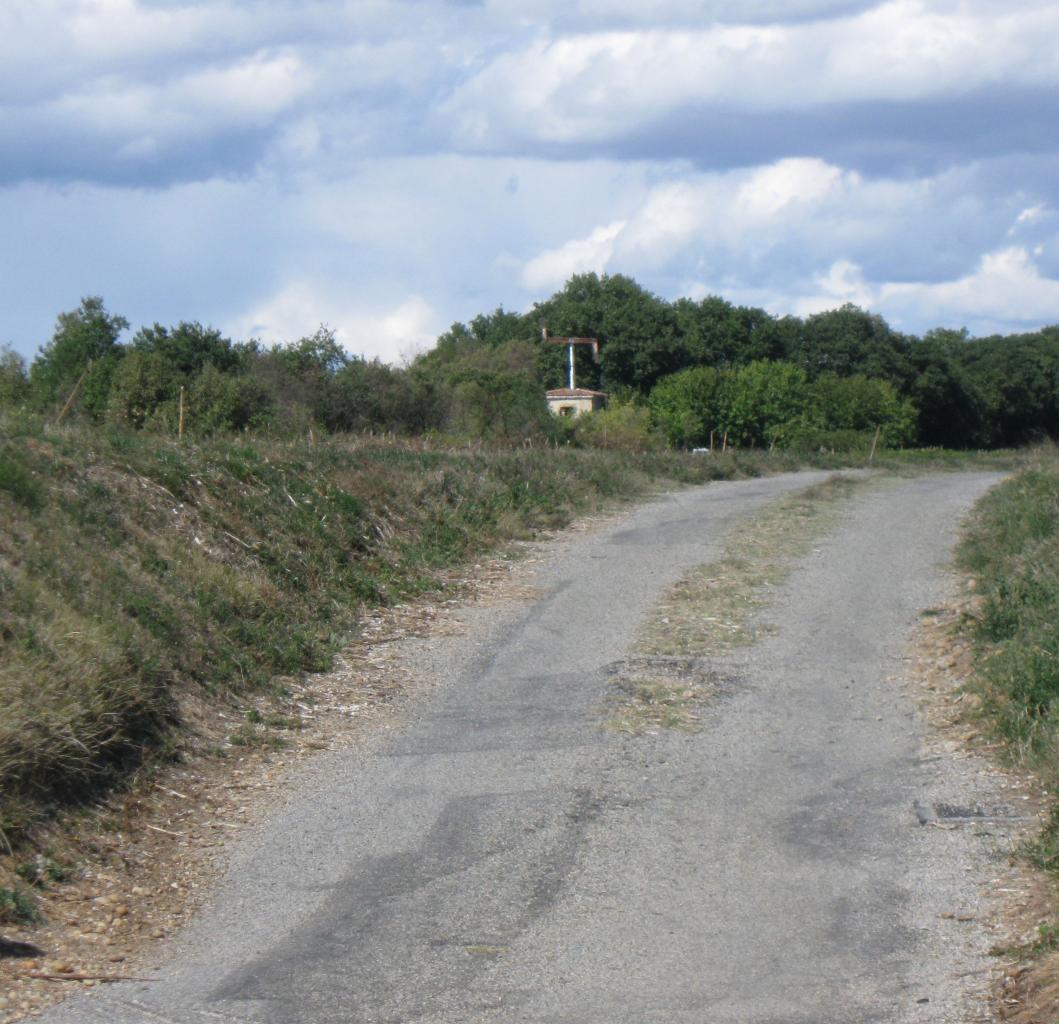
3;275;1058;449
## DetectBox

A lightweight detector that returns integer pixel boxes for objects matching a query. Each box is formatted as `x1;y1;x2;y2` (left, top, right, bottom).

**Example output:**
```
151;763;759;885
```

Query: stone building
545;387;607;418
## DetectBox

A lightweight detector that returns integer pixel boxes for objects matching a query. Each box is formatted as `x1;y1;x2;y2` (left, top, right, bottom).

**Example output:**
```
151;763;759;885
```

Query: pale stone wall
546;394;603;418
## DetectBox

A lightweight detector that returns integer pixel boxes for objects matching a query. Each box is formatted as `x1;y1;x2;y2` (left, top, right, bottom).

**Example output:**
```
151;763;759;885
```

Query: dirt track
35;469;1030;1024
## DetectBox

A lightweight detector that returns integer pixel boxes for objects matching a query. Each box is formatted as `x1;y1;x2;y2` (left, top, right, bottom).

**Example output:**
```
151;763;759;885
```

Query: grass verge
957;451;1059;775
1;414;926;848
953;445;1059;1019
637;475;869;658
608;474;871;733
0;408;1036;845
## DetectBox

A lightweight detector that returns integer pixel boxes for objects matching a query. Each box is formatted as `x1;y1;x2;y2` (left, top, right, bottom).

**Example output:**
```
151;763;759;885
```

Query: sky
3;0;1059;364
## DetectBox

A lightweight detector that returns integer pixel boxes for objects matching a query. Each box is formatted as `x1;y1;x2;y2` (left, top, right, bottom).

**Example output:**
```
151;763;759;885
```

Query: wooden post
722;431;728;453
178;386;186;440
709;430;715;452
868;423;881;464
55;361;92;425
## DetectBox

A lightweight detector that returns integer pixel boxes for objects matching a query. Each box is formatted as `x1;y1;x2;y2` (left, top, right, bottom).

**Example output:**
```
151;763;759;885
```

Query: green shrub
0;451;43;509
106;350;178;429
648;366;721;448
0;885;40;925
0;345;29;409
574;402;660;452
957;455;1059;759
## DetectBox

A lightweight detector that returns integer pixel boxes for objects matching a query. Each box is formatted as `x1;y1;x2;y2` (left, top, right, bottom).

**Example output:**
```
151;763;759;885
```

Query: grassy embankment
953;448;1059;1018
0;415;869;854
957;451;1059;825
0;411;1027;922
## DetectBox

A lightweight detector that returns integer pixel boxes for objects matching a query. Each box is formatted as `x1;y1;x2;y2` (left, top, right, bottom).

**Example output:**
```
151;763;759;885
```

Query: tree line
2;274;1058;450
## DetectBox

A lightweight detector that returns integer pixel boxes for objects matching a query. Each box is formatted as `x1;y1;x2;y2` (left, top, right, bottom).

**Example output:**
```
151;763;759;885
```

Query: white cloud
44;50;312;141
521;220;625;291
174;51;311;123
811;259;875;307
881;246;1059;327
1008;202;1052;237
736;159;849;219
444;1;1059;149
520;157;934;285
3;2;1059;362
233;282;440;364
757;246;1059;334
514;154;1059;336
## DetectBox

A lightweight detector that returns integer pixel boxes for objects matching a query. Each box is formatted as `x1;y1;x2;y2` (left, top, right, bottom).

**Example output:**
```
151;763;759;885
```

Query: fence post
55;361;92;425
868;423;881;464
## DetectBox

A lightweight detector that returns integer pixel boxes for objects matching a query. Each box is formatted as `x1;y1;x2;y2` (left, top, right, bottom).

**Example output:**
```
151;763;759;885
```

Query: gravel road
44;469;1015;1024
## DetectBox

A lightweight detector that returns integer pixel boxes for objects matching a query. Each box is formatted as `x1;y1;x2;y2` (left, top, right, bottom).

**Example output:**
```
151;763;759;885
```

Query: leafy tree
962;332;1059;446
803;373;917;447
648;366;723;448
721;360;809;448
105;350;179;429
534;273;682;394
466;308;534;349
787;304;911;387
30;297;129;415
673;297;784;367
130;321;244;378
417;309;538;380
275;326;349;378
187;364;273;434
0;345;29;409
444;369;549;439
907;333;988;448
324;358;436;434
248;327;351;432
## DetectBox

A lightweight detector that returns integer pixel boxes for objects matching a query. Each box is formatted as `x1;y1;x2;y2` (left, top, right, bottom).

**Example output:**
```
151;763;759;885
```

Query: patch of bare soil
903;588;1059;1024
0;515;612;1023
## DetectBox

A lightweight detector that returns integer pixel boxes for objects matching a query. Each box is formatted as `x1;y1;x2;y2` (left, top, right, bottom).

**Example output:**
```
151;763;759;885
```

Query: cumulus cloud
710;246;1059;337
3;1;1059;361
232;282;440;364
0;1;465;184
521;157;938;283
4;0;1059;187
522;221;625;290
881;246;1059;329
443;1;1059;156
516;154;1059;335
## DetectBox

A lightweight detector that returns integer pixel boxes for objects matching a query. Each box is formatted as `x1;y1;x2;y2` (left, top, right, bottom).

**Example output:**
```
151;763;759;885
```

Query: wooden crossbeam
540;325;601;389
541;333;600;363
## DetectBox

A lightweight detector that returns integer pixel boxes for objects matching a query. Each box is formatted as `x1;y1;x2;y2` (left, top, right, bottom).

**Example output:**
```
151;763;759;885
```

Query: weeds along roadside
956;448;1059;828
953;445;1059;1010
0;415;848;853
0;411;1033;922
958;450;1059;751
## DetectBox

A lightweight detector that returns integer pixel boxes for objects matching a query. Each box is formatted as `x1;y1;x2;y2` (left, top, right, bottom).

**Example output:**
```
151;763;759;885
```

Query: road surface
44;469;1014;1023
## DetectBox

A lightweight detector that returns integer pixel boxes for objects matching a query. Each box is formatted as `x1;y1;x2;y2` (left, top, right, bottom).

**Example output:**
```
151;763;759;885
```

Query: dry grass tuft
606;657;717;734
637;474;870;659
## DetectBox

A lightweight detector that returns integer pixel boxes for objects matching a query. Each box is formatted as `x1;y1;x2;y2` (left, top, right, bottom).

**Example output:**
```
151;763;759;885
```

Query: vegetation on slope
1;413;869;850
955;448;1059;1018
958;453;1059;774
